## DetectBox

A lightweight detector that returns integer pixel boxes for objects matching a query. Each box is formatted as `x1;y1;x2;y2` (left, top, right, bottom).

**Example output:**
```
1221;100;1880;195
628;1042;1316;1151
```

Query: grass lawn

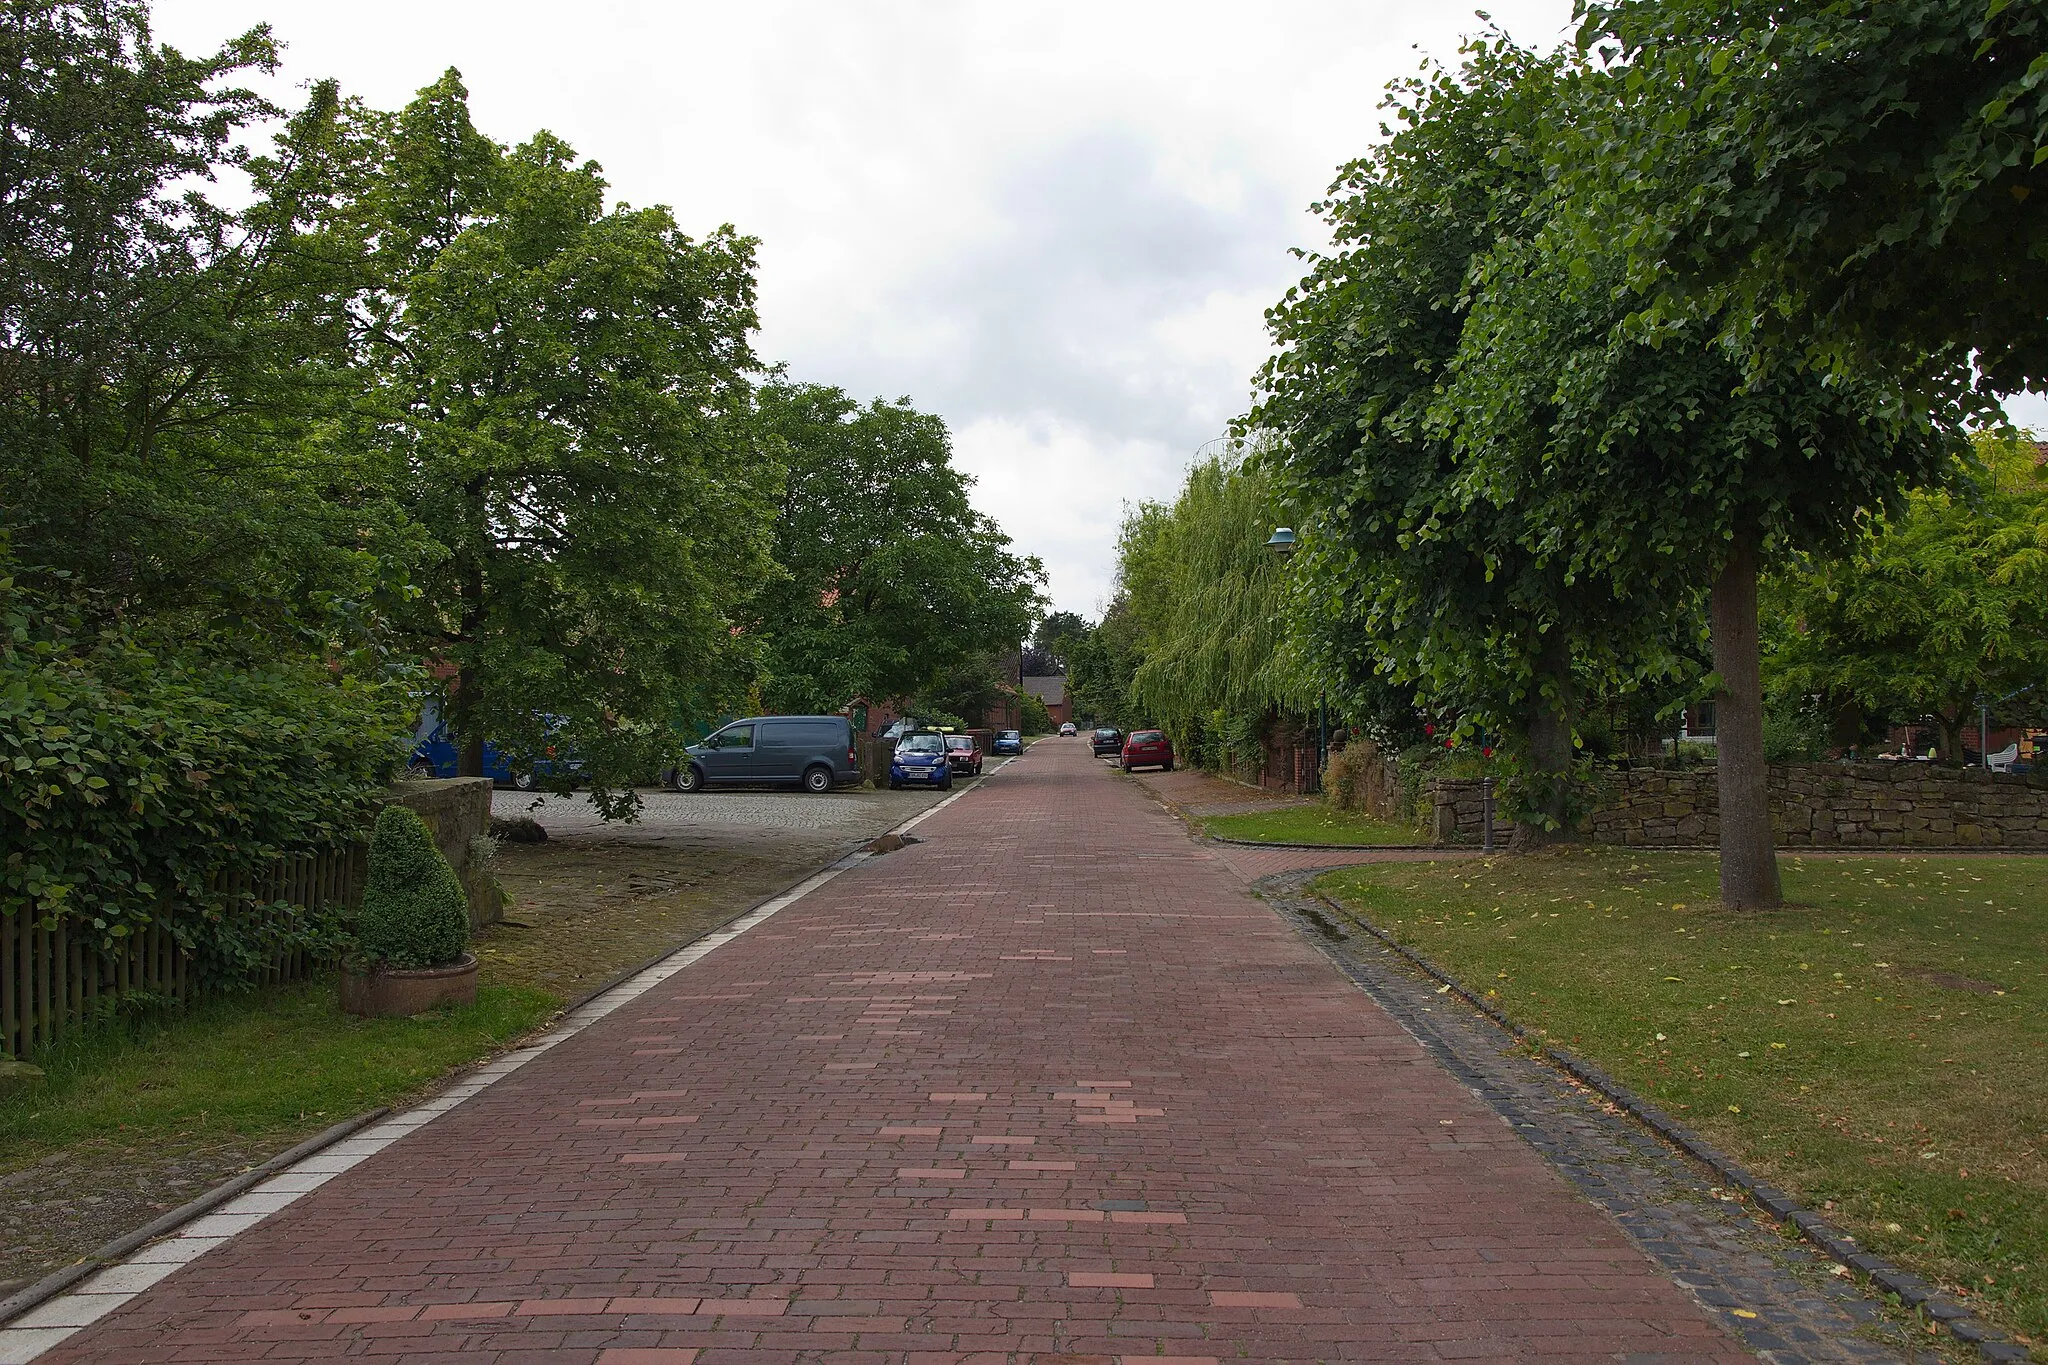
0;982;556;1156
1316;849;2048;1353
1204;804;1421;846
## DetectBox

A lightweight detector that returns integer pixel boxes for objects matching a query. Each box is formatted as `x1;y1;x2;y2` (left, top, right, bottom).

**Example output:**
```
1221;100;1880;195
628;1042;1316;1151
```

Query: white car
1059;722;1077;737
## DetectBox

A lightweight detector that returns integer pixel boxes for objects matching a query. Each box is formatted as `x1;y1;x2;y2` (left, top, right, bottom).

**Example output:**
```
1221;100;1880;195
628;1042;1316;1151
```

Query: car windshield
945;736;973;751
1131;731;1163;743
899;734;944;754
1095;729;1118;739
999;730;1020;739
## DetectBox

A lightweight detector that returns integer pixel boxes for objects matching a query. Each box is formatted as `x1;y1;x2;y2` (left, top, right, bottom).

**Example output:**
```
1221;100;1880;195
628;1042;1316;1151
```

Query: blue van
407;701;581;789
670;715;859;793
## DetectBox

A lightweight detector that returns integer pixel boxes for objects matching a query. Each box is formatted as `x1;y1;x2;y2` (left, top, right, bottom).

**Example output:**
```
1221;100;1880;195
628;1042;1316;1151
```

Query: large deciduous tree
1254;40;1636;845
1764;435;2048;766
1439;185;1964;905
349;72;776;809
748;381;1044;716
1120;453;1307;763
0;1;398;647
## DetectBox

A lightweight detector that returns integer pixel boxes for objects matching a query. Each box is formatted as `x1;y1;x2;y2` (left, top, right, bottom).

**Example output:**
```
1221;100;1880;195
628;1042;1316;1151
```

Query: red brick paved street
42;739;1753;1363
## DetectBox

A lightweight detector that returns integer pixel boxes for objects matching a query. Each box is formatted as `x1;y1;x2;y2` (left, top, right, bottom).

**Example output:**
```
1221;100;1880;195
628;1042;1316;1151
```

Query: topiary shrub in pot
339;805;478;1017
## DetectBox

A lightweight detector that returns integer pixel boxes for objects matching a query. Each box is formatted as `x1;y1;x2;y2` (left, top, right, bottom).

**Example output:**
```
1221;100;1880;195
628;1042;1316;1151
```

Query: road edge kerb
1299;880;2031;1365
0;1108;390;1329
0;772;998;1363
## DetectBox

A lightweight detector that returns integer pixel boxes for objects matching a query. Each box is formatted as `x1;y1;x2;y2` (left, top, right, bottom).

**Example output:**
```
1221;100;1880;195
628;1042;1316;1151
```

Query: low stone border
0;1108;389;1329
1307;884;2031;1364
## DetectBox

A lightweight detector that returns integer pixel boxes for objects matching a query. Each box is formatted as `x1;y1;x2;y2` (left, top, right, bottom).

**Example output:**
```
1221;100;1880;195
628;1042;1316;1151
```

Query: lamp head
1264;526;1298;556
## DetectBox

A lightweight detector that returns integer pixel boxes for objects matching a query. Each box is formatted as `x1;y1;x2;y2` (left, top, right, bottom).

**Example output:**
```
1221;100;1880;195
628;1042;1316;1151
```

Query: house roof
1022;674;1066;704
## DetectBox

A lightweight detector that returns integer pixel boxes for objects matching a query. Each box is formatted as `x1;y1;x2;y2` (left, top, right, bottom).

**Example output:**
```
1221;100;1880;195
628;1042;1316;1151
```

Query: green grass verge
1204;804;1420;846
1315;849;2048;1351
0;979;558;1166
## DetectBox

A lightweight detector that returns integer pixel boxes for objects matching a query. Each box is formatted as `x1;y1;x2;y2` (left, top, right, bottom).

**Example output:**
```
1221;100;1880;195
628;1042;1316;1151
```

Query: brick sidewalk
38;741;1755;1364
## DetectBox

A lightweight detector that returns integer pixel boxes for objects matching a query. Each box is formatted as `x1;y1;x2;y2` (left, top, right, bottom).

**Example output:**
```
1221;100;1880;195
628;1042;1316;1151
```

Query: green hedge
1;571;411;985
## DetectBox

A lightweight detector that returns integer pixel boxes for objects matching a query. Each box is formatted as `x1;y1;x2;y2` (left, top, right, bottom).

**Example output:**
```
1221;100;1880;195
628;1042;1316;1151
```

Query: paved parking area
497;784;954;850
30;741;1760;1363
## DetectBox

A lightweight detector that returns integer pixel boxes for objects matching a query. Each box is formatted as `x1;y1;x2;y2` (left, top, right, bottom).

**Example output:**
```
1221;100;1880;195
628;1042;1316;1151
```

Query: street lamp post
1264;527;1328;783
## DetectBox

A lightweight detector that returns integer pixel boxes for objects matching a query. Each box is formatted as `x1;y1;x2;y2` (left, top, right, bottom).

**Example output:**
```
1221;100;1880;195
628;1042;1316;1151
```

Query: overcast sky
150;1;1595;616
156;1;2048;618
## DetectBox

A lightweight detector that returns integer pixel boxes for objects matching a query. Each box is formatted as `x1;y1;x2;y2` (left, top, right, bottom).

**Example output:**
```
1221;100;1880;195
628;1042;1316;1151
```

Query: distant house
1023;673;1071;728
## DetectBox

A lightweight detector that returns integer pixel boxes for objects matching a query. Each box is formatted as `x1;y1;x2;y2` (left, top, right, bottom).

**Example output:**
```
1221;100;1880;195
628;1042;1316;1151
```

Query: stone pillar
385;777;502;929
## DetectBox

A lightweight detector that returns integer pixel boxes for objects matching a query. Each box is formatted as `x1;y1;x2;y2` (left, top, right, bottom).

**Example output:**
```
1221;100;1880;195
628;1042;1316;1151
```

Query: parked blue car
407;701;581;790
888;732;953;790
991;729;1024;755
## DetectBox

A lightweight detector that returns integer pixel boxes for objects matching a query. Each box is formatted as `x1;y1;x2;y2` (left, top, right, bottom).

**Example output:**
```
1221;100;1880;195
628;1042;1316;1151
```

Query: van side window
715;724;754;749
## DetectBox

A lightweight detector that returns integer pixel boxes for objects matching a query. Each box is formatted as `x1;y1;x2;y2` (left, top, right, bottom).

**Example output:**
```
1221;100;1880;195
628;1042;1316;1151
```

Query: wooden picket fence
1;843;366;1060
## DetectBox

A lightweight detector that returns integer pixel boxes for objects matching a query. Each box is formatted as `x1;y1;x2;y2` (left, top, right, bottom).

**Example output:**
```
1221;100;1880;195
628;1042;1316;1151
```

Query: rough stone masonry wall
386;776;502;927
1429;762;2048;848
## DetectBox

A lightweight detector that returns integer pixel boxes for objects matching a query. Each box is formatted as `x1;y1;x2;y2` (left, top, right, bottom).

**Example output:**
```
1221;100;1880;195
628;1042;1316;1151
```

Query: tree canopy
1765;434;2048;765
748;381;1044;717
1577;0;2048;396
343;72;776;811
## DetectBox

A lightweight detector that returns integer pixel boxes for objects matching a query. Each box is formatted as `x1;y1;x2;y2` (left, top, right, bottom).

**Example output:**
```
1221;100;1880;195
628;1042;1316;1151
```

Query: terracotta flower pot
339;953;479;1018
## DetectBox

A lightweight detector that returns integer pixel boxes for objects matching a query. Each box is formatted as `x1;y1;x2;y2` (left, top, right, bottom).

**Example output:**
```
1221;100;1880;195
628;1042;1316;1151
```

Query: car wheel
938;772;953;791
889;779;903;790
673;764;705;793
802;764;832;794
512;771;538;791
1163;760;1174;771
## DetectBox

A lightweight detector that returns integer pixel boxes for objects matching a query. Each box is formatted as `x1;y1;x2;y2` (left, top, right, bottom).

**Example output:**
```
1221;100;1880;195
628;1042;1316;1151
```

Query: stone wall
386;776;502;927
1324;740;1413;824
1428;763;2048;849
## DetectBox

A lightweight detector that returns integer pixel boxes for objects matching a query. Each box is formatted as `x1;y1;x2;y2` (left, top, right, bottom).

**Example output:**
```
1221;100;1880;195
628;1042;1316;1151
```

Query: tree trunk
1710;531;1781;908
1828;695;1863;758
454;477;489;780
1933;709;1967;768
1512;629;1575;852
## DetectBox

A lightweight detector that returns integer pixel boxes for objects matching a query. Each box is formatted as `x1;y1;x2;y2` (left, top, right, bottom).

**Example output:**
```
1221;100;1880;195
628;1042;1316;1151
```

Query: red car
943;733;983;776
1120;729;1173;772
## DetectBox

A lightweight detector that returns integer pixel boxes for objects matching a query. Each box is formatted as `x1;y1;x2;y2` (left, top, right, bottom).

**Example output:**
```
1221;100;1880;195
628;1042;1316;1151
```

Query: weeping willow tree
1121;453;1311;769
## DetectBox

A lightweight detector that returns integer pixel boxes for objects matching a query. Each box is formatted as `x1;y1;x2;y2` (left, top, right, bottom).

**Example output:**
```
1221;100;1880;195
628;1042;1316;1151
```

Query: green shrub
1323;743;1377;812
1;569;411;985
1762;698;1832;763
354;806;468;970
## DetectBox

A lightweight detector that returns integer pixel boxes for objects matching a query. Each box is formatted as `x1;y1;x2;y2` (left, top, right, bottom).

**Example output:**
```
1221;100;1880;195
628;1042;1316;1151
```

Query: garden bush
0;570;410;985
354;806;469;970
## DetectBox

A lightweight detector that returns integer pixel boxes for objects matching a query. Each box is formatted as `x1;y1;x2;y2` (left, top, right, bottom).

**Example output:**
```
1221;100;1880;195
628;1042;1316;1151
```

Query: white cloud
154;0;1581;612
